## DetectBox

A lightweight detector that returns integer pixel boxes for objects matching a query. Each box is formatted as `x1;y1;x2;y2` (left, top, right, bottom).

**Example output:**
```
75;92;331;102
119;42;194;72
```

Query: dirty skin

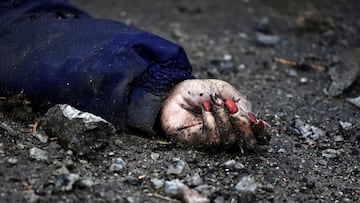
160;79;272;151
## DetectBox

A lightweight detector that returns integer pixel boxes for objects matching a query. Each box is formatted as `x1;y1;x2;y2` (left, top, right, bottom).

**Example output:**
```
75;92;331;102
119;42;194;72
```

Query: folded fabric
0;0;194;134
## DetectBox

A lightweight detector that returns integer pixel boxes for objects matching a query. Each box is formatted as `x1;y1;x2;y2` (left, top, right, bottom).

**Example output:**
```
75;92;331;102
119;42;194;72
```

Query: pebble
32;132;48;143
7;157;18;164
326;48;360;96
300;77;308;84
165;179;186;197
213;196;225;203
322;149;340;158
256;33;280;46
150;178;164;190
346;96;360;109
222;160;245;170
235;176;257;203
109;158;127;172
29;147;48;162
77;178;95;189
294;118;325;146
235;176;257;193
54;165;70;175
187;172;203;186
150;152;160;161
40;104;116;157
54;173;80;192
339;121;352;131
167;160;188;175
254;16;271;34
165;180;210;203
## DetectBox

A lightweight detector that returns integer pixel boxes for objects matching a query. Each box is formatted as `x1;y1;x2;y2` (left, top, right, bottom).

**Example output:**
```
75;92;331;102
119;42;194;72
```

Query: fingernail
257;120;265;129
225;99;238;114
202;101;211;112
247;112;257;123
210;93;223;105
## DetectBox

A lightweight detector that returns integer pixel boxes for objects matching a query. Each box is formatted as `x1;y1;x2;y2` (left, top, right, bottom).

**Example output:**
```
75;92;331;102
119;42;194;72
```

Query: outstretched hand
160;79;271;150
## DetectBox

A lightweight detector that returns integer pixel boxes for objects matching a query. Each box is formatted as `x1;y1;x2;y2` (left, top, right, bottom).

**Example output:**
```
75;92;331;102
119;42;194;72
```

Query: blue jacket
0;0;194;134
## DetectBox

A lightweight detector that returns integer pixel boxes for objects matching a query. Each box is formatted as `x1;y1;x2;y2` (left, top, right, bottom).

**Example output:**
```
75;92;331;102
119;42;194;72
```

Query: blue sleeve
0;0;194;133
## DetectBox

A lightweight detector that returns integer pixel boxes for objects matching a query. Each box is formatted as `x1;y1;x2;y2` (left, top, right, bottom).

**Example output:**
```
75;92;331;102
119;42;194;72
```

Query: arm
0;0;193;133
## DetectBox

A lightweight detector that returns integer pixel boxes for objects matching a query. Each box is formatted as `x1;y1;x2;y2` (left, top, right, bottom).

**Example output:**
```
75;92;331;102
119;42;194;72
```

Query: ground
1;0;359;202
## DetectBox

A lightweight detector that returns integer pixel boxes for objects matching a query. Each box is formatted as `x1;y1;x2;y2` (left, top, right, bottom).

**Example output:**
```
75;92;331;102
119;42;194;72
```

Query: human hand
160;79;271;151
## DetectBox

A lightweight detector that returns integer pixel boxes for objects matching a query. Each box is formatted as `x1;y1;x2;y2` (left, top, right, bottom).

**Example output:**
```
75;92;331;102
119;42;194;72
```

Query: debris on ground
293;117;325;146
274;57;326;72
40;104;116;157
167;159;189;176
256;33;280;46
235;176;257;203
321;148;341;159
326;48;360;96
109;157;127;172
164;179;210;203
29;147;49;162
346;96;360;109
54;173;80;192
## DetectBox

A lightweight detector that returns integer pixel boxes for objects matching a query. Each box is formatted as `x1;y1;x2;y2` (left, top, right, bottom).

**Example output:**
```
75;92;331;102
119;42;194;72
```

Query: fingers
210;94;236;148
201;101;221;146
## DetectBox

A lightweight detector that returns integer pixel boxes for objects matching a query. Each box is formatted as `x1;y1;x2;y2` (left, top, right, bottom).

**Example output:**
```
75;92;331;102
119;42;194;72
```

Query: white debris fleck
346;96;360;108
29;147;48;162
60;104;108;123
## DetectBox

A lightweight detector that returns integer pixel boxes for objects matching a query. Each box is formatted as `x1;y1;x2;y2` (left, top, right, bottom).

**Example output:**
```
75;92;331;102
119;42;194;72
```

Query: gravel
0;0;359;202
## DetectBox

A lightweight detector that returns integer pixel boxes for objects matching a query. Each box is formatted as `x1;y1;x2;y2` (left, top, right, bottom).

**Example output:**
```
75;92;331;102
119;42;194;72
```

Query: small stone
187;172;203;186
109;158;127;172
294;118;325;146
167;160;188;175
306;179;316;189
222;160;245;170
346;96;360;109
29;147;48;162
334;135;344;142
254;16;271;34
339;121;352;131
326;48;360;96
165;179;186;198
150;152;160;161
41;104;116;157
54;173;80;192
32;132;48;143
322;149;340;158
235;176;257;203
7;157;18;164
256;33;280;46
77;178;95;189
300;77;308;84
235;176;257;193
126;197;135;203
165;180;210;203
223;54;232;61
213;196;225;203
278;148;286;153
54;165;70;175
114;139;123;146
151;178;164;190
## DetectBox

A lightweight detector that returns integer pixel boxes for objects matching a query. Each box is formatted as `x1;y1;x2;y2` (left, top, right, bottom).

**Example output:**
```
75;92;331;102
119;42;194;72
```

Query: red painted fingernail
202;101;211;112
247;112;257;123
225;100;238;114
257;120;265;129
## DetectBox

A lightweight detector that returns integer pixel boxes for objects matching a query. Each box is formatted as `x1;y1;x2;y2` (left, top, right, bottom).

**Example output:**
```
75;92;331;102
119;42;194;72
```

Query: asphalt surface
0;0;359;202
